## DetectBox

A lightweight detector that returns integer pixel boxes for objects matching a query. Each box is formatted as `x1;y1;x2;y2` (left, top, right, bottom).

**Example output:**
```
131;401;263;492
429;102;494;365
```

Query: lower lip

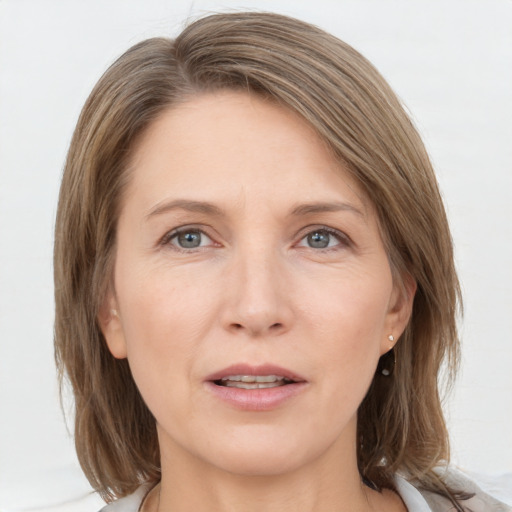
204;381;307;411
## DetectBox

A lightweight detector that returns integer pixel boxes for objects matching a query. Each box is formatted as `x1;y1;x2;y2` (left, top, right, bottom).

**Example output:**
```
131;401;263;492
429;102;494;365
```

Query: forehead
124;91;371;218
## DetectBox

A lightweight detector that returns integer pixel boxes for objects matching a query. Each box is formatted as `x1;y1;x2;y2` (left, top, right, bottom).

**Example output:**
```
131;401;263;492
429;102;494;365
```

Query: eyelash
159;225;352;253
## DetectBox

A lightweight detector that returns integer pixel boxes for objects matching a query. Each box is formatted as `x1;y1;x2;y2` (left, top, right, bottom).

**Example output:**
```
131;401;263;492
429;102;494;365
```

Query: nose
221;245;294;338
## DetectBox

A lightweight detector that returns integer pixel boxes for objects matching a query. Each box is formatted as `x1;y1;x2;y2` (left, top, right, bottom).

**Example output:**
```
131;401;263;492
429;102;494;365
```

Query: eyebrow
289;201;365;218
146;199;225;219
146;199;364;220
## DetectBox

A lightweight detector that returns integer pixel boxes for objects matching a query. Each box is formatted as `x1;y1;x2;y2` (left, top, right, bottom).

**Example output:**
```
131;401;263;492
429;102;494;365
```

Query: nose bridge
225;238;291;337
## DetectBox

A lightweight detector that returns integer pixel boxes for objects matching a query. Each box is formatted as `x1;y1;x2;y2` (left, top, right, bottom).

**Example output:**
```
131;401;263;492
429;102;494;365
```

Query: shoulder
397;467;512;512
98;485;151;512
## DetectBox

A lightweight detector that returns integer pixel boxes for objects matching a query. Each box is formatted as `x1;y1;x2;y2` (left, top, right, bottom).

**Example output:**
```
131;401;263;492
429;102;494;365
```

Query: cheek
302;265;392;340
116;258;217;340
299;265;392;382
113;263;219;399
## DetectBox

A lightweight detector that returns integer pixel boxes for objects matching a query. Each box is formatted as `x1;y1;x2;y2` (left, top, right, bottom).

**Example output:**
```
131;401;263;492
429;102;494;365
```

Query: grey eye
164;227;215;251
175;231;203;248
307;230;332;248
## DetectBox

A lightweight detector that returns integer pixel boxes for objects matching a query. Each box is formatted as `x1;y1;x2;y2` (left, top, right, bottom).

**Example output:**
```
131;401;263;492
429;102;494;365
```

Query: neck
156;430;375;512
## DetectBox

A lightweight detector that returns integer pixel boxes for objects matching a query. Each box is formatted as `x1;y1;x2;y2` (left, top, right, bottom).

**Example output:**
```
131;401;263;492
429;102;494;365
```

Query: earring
377;338;396;377
111;309;118;317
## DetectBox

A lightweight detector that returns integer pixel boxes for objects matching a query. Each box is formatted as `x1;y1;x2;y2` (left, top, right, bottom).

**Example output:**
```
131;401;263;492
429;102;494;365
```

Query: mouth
214;374;296;389
206;363;305;387
204;364;307;411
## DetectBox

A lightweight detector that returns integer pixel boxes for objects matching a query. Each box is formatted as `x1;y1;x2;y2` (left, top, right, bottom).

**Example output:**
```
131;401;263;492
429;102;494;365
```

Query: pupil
178;231;201;248
308;231;329;248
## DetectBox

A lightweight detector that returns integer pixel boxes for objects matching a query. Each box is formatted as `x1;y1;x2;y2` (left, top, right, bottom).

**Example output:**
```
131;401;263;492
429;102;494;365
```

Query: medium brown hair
55;11;463;507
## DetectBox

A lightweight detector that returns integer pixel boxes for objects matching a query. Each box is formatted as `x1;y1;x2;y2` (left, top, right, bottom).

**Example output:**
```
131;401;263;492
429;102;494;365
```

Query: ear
381;272;417;355
97;292;127;359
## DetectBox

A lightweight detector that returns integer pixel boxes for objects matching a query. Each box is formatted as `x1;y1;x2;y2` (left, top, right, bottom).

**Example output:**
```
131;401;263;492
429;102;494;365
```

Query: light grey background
1;1;511;510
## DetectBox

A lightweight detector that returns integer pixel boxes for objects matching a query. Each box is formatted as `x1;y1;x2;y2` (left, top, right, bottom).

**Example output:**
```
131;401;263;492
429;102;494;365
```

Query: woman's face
101;91;413;477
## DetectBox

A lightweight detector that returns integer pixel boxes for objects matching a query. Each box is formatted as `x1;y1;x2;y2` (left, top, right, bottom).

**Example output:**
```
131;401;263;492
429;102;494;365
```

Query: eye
297;228;347;250
163;228;215;250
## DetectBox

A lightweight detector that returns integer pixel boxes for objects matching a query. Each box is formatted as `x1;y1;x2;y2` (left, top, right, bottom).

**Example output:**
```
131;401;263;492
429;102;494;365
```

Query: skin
100;91;414;512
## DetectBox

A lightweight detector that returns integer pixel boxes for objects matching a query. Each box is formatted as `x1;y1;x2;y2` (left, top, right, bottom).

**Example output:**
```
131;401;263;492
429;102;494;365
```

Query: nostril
229;322;283;333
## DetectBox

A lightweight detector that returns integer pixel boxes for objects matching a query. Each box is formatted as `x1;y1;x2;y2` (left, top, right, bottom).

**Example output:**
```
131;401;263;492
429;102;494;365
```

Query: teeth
218;375;293;388
224;381;286;389
221;375;288;383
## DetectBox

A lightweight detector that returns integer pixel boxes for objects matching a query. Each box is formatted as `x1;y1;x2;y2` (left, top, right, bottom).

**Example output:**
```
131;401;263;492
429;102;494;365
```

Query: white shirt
395;476;433;511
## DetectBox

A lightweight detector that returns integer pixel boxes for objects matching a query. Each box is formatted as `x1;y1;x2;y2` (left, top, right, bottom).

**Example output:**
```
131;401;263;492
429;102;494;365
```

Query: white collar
395;474;433;511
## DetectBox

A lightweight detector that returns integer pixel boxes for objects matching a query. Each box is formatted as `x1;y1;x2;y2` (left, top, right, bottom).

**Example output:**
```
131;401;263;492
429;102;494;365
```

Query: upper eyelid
163;223;213;236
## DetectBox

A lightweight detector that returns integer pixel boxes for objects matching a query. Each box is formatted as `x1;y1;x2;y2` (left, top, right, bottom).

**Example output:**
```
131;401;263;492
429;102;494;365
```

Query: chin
214;449;307;477
199;427;323;477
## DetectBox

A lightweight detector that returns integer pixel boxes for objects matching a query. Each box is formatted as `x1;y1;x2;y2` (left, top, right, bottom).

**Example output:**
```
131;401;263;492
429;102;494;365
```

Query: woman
54;12;509;512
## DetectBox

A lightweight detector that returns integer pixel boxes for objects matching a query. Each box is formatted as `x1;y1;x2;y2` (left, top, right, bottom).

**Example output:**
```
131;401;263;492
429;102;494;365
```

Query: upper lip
205;364;306;383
